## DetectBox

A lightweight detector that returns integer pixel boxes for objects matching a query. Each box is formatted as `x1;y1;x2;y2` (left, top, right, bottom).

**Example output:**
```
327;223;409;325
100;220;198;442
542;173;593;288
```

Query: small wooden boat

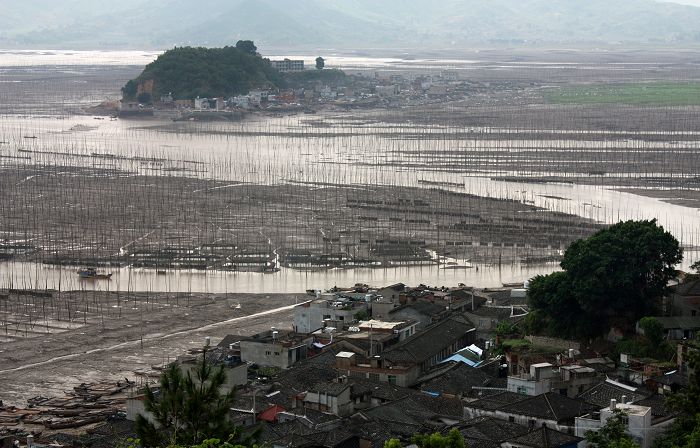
77;268;112;279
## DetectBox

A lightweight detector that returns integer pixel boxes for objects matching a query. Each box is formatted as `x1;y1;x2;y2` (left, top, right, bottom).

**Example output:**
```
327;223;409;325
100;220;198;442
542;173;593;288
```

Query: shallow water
1;51;699;292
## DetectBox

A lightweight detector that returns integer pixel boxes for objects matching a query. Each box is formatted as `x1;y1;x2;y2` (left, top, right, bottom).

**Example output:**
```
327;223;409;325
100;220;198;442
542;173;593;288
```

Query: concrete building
375;85;400;97
293;295;370;334
507;362;597;398
298;380;354;416
575;399;665;448
271;59;305;72
239;330;313;369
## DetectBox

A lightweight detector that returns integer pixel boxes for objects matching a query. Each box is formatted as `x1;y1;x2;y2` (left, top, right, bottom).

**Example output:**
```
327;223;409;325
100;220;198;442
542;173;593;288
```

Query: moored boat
77;267;112;279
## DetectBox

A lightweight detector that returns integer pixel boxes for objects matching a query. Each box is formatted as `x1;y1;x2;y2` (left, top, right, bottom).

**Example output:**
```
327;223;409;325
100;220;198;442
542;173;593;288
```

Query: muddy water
1;113;700;292
0;260;557;293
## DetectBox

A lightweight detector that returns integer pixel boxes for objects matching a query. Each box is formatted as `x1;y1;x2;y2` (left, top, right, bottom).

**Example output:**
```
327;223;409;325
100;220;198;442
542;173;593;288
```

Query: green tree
639;317;664;347
691;260;700;274
384;439;403;448
315;56;325;70
411;429;465;448
136;351;252;447
527;220;682;339
235;40;257;56
137;92;152;104
122;79;138;99
586;410;639;448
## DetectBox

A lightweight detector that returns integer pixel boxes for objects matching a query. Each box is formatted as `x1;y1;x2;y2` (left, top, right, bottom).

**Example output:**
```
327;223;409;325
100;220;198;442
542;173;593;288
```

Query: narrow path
0;301;308;375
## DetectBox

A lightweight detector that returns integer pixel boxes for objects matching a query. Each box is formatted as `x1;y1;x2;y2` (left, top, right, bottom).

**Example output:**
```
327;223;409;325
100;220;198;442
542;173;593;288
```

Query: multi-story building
271;59;305;72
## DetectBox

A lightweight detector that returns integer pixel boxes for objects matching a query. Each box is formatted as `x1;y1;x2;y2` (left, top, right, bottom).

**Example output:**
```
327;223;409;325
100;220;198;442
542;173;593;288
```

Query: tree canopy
122;45;284;101
384;429;465;448
315;56;325;70
136;351;254;447
526;220;682;339
235;40;257;56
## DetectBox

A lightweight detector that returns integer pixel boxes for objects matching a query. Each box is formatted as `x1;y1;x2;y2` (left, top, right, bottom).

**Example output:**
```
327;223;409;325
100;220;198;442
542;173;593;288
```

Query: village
118;58;506;119
1;268;698;448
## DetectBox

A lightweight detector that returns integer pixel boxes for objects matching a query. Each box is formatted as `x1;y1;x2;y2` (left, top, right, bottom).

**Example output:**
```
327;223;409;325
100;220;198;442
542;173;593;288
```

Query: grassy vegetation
543;82;700;106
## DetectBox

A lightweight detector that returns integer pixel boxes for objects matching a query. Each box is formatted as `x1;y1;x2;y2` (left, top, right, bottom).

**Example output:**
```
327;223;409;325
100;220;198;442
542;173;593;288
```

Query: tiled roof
362;392;463;424
419;362;496;396
390;299;448;317
458;416;530;443
310;381;350;396
673;279;700;296
467;391;530;410
653;316;700;330
499;392;598;422
577;380;649;409
634;394;676;420
383;314;475;365
504;425;583;448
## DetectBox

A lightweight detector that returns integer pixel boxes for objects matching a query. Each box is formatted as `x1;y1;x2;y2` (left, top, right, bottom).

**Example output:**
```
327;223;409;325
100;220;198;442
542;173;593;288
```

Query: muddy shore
0;290;302;405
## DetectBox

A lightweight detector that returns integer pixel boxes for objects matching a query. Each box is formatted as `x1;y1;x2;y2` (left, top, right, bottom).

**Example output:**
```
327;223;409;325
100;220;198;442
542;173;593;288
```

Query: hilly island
121;42;344;103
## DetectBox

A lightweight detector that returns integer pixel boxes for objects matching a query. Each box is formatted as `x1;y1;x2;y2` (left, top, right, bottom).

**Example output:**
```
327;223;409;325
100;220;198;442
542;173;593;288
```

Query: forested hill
121;46;284;101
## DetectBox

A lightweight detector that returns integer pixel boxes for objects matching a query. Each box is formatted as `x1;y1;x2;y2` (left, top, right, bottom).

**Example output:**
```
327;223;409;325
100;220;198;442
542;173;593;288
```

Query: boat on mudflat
77;268;113;279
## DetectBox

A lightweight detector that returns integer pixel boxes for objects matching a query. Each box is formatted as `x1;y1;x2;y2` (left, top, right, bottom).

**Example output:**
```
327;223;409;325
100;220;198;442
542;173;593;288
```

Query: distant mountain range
2;0;700;50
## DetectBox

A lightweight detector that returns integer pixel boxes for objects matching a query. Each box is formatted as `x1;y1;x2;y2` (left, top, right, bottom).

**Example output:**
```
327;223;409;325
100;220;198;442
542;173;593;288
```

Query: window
338;316;344;321
266;351;271;355
388;375;397;385
369;373;380;381
323;314;331;320
509;416;515;423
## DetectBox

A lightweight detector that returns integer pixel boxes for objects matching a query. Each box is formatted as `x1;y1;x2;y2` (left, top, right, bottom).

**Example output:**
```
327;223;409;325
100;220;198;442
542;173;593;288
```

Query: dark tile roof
466;391;530;410
673;279;700;296
310;381;351;396
504;425;583;448
383;314;475;365
652;371;689;387
419;362;497;396
499;392;598;422
458;416;530;444
361;392;463;425
390;300;447;317
351;378;413;402
634;394;675;420
467;306;513;319
653;316;700;330
577;380;649;409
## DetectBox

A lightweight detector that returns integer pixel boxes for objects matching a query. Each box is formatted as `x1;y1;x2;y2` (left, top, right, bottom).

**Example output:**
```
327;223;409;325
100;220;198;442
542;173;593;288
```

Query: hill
121;45;285;101
3;0;700;50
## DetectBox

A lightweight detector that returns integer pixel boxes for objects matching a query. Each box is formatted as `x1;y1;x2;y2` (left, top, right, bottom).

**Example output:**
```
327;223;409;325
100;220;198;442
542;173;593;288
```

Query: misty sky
661;0;700;5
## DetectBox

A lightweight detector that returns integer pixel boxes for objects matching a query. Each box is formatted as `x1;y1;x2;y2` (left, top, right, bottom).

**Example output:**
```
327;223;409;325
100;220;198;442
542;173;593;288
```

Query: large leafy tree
527;220;682;339
235;40;257;56
136;352;251;447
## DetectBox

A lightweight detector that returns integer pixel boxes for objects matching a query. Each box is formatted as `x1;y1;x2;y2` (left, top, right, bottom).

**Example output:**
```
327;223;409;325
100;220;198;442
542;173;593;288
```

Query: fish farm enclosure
1;50;700;289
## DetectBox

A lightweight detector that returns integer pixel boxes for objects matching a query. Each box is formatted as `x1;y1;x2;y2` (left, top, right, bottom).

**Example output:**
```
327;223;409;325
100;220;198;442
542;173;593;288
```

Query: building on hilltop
271;59;305;72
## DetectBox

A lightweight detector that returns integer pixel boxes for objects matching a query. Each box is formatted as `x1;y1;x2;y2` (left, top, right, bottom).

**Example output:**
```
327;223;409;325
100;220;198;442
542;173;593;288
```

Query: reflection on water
0;261;559;293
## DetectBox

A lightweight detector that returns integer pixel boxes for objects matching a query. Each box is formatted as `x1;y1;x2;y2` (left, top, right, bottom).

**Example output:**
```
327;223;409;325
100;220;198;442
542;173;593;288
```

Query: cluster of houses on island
119;65;482;117
5;275;699;448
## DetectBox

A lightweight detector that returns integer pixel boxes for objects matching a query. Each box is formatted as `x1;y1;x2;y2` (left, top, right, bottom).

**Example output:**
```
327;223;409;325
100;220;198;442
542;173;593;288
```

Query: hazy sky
660;0;700;5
